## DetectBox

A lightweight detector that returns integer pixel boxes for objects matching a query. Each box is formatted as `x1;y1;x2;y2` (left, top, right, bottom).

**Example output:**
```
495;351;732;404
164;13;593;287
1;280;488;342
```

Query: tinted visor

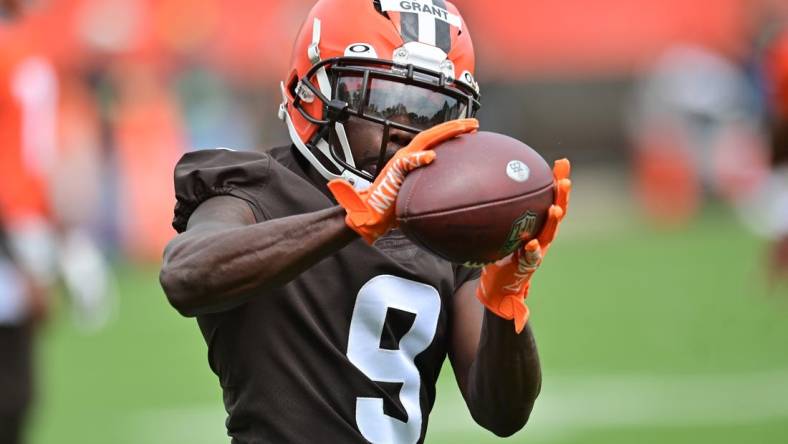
336;75;469;131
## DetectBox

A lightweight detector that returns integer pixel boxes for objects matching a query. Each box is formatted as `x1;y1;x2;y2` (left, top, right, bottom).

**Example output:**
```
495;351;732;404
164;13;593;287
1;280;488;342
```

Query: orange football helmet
279;0;480;188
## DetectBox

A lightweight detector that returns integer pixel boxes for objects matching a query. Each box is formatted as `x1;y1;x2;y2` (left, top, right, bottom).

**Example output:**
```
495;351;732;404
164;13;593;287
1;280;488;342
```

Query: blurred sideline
122;369;788;444
549;166;633;241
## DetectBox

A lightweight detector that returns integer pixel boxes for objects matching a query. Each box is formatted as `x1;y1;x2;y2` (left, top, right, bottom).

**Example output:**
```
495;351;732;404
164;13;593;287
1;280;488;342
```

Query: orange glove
476;159;571;333
328;118;479;244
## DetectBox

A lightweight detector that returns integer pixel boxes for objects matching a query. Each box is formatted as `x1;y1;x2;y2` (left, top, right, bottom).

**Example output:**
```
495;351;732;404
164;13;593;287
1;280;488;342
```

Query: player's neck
290;145;337;202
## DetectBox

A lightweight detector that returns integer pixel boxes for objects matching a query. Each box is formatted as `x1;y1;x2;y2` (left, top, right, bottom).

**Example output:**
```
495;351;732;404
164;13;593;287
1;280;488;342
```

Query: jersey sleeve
452;264;482;292
172;149;271;233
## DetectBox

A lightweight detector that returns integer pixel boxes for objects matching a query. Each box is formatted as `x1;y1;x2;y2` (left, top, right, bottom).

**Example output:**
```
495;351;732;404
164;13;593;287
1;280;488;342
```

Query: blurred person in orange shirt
0;2;58;442
629;44;769;227
0;1;117;441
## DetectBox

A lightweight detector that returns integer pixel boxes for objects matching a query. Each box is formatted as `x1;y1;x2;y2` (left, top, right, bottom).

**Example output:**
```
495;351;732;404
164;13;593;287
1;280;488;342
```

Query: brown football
395;131;555;266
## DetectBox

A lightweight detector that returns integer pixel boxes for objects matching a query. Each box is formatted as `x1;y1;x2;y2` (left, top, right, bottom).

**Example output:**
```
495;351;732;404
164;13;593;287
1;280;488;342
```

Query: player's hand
328;118;479;244
476;159;571;333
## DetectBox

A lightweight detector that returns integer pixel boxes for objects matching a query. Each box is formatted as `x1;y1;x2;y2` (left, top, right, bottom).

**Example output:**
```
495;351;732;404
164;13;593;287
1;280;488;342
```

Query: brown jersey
172;145;480;444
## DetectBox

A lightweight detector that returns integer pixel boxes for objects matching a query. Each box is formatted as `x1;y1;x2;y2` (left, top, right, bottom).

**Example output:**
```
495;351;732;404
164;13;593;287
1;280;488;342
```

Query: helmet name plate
380;0;462;28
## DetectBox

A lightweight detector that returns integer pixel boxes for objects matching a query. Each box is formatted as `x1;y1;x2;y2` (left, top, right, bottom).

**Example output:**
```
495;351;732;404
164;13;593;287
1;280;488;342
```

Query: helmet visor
336;75;470;131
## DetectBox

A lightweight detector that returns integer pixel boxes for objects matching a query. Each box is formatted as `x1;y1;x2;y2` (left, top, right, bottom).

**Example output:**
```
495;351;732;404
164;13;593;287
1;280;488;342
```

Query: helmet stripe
432;0;451;53
394;1;454;52
400;10;419;44
382;1;459;51
417;6;436;46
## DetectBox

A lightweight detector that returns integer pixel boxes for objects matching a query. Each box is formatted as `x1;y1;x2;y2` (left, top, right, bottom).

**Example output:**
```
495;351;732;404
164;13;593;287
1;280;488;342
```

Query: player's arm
160;197;355;317
449;280;541;437
449;159;571;437
161;120;477;317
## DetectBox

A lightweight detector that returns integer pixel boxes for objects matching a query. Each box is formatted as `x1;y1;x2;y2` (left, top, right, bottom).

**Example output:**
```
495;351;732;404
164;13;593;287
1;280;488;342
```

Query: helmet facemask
288;56;480;188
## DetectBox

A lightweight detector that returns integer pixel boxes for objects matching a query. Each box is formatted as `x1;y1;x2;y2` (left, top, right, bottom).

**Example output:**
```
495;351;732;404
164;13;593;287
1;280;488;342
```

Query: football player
160;1;571;442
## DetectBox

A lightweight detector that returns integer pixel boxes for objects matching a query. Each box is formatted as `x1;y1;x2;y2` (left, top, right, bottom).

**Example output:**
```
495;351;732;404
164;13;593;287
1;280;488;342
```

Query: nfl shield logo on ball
501;211;537;255
506;160;530;182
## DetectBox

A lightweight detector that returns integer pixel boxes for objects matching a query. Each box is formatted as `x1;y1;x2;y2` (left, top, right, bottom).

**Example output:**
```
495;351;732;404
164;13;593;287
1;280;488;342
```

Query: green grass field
26;203;788;443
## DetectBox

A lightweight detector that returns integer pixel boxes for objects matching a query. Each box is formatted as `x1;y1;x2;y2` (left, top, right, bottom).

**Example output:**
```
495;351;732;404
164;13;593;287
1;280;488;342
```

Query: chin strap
278;16;371;192
279;82;371;191
334;122;355;168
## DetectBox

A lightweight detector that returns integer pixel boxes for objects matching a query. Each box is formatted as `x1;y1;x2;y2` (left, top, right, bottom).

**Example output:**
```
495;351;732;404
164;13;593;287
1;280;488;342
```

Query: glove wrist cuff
475;285;530;334
344;214;380;245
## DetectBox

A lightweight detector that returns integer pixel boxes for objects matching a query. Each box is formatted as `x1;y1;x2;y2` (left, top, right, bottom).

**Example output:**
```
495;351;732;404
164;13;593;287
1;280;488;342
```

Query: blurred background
2;0;788;443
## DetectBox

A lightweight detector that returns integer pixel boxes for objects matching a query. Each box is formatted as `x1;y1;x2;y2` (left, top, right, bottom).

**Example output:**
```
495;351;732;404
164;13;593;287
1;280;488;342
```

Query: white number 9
347;275;441;444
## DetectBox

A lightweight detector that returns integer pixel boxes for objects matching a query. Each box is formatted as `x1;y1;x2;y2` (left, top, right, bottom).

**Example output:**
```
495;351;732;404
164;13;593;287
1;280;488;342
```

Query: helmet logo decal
459;70;480;94
344;43;379;58
381;0;458;53
349;44;371;53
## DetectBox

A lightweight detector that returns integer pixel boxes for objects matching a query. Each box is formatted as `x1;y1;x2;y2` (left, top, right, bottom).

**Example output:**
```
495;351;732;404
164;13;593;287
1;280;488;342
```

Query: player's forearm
466;312;541;437
160;206;356;316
